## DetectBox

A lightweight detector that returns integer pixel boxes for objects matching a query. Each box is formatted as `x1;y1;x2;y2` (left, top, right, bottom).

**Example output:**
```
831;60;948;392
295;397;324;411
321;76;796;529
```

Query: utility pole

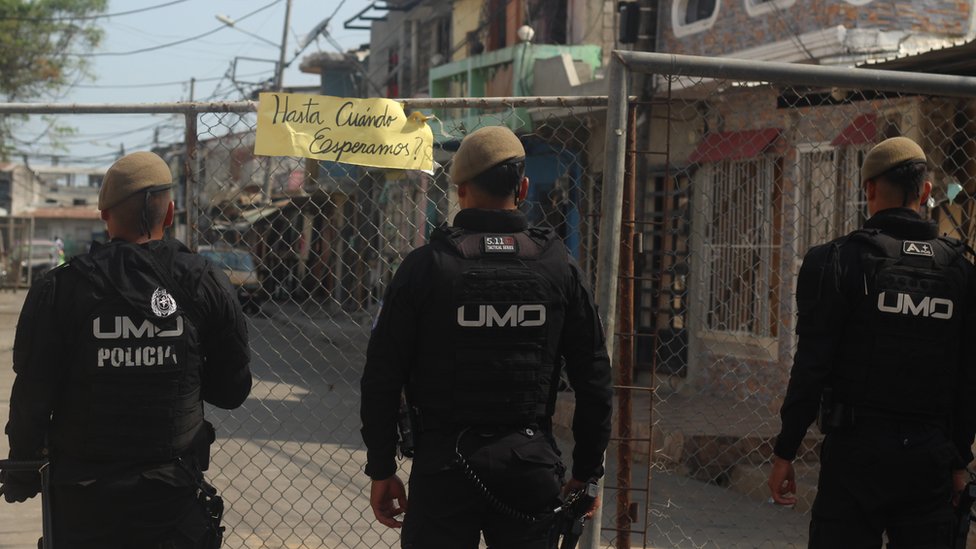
265;0;292;201
274;0;292;92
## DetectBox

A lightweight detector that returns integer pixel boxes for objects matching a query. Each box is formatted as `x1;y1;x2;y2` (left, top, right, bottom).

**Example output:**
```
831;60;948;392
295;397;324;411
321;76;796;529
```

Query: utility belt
411;407;549;437
818;388;946;435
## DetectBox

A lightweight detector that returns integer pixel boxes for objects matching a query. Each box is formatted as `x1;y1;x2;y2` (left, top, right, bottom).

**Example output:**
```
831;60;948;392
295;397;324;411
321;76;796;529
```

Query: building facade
641;0;976;406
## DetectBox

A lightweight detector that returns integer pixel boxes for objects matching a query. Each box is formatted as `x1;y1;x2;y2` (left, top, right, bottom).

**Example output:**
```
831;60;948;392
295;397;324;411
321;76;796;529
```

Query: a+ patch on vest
483;235;517;254
902;241;934;257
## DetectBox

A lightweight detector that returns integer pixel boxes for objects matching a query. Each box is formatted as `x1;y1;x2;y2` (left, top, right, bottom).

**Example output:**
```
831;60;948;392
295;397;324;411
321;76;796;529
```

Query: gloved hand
1;470;41;503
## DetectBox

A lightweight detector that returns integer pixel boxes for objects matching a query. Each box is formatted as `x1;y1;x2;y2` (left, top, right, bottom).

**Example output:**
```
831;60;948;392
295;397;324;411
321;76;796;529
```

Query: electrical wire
0;0;189;22
71;0;283;57
72;71;272;90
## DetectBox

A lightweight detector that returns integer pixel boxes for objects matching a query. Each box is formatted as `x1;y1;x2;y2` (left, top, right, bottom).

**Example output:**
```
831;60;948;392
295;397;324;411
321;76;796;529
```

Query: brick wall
660;0;973;57
672;85;952;407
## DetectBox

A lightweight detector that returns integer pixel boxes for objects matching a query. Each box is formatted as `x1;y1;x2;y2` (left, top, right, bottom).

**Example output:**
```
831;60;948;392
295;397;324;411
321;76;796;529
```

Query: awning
240;199;292;224
212;199;292;232
688;128;782;163
831;113;877;147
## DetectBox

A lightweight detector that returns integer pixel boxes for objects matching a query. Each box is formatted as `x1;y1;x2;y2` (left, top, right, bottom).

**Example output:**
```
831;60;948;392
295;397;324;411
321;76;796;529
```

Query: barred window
796;145;866;256
702;156;780;338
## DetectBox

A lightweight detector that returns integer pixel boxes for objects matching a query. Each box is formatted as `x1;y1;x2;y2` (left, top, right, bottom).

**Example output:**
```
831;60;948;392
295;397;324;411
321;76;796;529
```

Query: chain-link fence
6;54;976;548
598;52;976;548
186;97;606;548
0;98;609;548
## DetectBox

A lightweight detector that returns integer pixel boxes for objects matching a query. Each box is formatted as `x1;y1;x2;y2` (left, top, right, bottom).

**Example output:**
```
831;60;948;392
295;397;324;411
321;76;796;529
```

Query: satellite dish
300;16;332;50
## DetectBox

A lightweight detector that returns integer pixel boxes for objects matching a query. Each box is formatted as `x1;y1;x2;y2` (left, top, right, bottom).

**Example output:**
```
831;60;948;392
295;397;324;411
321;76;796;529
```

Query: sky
17;0;376;169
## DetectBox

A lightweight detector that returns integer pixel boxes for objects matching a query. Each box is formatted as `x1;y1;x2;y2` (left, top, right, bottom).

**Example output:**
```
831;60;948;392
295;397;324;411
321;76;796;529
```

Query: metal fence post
586;50;629;549
614;102;638;549
183;112;197;251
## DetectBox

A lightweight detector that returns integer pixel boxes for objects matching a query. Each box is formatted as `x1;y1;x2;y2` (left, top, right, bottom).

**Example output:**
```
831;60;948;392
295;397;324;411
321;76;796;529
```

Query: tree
0;0;108;159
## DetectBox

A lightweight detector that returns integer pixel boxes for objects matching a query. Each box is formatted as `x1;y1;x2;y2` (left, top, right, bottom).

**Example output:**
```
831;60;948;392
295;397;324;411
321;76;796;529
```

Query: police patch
150;288;177;318
902;241;934;257
483;235;517;254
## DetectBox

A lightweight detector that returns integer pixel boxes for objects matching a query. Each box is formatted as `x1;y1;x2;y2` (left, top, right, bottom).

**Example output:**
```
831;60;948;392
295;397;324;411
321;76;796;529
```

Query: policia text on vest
93;314;184;368
2;151;252;549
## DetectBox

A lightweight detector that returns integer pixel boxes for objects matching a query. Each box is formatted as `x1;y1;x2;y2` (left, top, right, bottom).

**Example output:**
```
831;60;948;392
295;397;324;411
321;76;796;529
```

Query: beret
449;126;525;184
98;151;173;210
860;136;926;184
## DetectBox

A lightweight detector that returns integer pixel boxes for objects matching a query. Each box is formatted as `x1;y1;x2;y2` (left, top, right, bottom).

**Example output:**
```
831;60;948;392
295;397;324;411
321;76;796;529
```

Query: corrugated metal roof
29;207;100;220
858;39;976;76
688;128;782;164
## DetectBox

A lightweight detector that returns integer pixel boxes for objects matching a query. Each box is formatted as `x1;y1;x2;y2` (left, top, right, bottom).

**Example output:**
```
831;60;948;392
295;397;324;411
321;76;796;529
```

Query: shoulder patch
902;241;934;257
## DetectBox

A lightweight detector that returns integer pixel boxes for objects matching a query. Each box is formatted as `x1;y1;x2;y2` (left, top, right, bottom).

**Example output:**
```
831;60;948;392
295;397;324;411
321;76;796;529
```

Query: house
0;163;106;259
640;0;976;407
354;0;617;271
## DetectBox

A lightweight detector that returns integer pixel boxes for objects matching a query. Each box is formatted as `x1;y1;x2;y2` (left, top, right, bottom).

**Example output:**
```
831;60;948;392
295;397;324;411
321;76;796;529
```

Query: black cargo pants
809;421;956;549
401;427;565;549
51;473;210;549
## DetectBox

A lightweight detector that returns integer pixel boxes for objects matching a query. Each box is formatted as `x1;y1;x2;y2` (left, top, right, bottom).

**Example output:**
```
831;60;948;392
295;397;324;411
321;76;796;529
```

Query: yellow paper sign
254;92;434;171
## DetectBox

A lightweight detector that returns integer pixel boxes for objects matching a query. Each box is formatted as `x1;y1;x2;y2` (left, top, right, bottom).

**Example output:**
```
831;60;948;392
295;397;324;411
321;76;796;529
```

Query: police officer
768;137;976;547
2;151;252;548
360;126;612;548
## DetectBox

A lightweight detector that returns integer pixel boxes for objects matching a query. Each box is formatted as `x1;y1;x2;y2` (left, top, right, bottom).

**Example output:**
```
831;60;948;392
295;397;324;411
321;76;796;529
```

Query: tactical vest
50;246;204;462
410;226;566;429
833;230;968;419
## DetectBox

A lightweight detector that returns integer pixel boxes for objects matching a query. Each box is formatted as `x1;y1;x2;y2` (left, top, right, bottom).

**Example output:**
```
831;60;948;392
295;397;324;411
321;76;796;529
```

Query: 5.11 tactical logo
484;235;517;254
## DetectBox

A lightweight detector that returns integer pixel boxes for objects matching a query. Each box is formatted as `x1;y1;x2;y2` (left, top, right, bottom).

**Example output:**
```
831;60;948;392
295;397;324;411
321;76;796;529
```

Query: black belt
416;412;541;435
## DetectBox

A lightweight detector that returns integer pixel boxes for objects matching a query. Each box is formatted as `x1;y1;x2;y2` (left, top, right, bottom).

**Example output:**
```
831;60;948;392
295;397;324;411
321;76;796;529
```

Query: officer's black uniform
361;208;612;549
4;239;252;548
775;207;976;548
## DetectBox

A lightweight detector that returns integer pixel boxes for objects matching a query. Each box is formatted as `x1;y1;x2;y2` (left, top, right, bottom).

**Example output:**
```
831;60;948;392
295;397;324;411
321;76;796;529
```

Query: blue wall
523;141;582;259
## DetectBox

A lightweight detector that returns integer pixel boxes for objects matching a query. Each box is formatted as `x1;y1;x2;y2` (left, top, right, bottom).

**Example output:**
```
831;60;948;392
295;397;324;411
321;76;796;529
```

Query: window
744;0;795;16
487;0;508;50
435;16;451;59
796;145;866;256
702;156;780;338
672;0;720;37
385;47;399;98
527;0;568;44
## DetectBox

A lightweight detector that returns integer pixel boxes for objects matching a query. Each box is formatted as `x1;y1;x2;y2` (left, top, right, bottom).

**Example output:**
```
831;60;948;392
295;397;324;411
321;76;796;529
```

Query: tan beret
98;151;174;210
860;136;927;184
449;126;525;184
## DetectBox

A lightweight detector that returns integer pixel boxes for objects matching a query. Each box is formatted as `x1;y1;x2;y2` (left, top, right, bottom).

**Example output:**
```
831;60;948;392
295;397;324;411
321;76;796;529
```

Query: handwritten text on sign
254;93;434;171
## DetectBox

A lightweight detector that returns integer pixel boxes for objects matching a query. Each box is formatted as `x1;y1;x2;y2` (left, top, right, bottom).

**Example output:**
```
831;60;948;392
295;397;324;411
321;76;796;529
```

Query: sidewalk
2;290;968;548
0;290;871;548
274;299;816;547
553;381;822;547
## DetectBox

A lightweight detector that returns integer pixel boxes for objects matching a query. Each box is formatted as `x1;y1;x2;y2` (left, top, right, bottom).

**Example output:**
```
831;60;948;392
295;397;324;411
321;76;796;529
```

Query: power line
71;0;283;58
329;0;351;23
72;71;272;89
0;0;189;22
